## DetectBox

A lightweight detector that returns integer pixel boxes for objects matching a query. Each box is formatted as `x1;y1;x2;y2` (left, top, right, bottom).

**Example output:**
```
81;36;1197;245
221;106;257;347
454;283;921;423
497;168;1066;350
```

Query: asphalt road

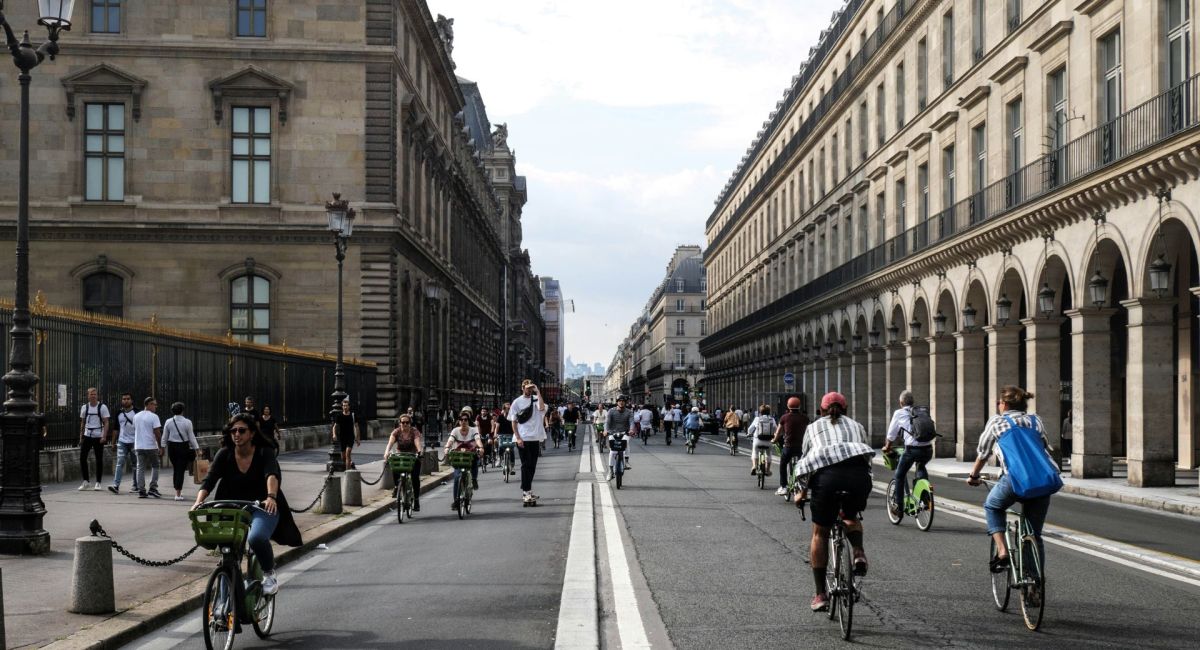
122;429;1200;649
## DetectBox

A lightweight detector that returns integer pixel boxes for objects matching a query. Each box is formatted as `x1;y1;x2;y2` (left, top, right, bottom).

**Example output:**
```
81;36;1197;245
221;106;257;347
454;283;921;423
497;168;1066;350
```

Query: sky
434;0;845;369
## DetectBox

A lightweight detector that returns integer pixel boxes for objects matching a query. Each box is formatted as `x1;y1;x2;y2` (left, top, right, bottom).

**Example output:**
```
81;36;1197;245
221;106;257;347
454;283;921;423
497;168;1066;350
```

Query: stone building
701;0;1200;487
0;1;545;418
540;276;565;389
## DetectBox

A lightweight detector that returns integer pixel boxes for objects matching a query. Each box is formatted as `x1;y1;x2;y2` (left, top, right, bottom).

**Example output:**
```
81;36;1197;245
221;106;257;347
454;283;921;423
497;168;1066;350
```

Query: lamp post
324;192;355;473
491;327;502;407
1037;283;1056;318
0;0;75;556
425;280;444;445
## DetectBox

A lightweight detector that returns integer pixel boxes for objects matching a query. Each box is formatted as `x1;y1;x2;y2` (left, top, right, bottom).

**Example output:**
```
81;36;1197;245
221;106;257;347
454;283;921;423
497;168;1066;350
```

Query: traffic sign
783;372;795;386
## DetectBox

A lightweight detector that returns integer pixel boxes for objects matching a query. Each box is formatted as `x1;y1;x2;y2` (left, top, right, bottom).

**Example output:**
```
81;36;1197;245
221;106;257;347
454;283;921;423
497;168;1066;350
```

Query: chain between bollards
88;520;200;567
359;464;387;486
290;469;335;513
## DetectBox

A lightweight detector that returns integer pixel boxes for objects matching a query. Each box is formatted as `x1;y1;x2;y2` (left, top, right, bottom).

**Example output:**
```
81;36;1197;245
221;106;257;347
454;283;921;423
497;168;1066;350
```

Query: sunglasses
231;426;251;435
399;419;412;424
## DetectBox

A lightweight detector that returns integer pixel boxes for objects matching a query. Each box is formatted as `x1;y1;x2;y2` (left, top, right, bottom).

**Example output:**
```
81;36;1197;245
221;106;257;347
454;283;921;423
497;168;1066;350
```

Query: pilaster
867;347;887;445
1122;298;1177;487
885;342;907;417
1068;308;1117;478
928;336;957;458
955;330;987;461
1023;317;1065;466
984;323;1022;401
904;338;930;404
851;349;868;428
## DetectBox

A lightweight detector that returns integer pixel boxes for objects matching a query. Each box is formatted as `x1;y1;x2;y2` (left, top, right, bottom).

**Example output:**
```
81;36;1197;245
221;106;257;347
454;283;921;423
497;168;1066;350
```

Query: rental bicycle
781;447;801;501
447;451;476;519
550;425;562;448
565;423;577;451
754;445;770;489
189;501;276;650
595;423;607;452
979;477;1046;631
727;429;739;455
497;435;515;483
387;452;419;523
883;448;935;530
685;428;700;454
794;488;860;640
608;432;629;489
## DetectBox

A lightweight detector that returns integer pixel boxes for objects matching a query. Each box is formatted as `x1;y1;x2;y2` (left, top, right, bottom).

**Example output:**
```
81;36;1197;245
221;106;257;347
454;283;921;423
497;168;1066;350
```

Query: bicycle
727;429;739;455
189;501;275;650
497;437;515;483
978;477;1046;631
883;448;935;531
595;423;607;452
639;425;650;445
447;451;476;520
782;450;801;502
550;425;562;449
608;433;629;489
794;489;859;641
565;423;577;451
754;445;769;489
387;453;419;523
684;428;699;454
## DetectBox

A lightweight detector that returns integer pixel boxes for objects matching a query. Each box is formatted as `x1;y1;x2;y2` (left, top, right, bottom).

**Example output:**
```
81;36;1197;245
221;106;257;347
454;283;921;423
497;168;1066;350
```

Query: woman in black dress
259;404;280;448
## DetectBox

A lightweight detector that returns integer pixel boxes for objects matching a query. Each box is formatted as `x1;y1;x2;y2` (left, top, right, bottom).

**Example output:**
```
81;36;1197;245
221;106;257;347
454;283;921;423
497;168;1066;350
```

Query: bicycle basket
882;449;900;471
188;508;251;550
447;451;476;469
388;453;418;473
498;434;514;446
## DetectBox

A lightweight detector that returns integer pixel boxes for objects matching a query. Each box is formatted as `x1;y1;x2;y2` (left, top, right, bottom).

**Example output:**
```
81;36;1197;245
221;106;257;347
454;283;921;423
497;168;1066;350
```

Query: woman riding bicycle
746;404;776;477
496;402;516;471
793;392;873;613
383;414;423;512
682;406;702;446
443;409;482;511
593;404;608;448
192;414;302;596
966;386;1053;586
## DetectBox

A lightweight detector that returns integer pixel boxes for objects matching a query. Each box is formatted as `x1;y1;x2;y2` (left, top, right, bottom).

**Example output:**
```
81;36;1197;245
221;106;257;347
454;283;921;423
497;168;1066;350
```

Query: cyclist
193;414;302;596
661;404;675;439
723;405;741;445
746;404;776;477
593;403;608;449
882;390;933;516
605;396;634;469
477;406;498;467
383;414;423;512
793;392;873;612
546;408;564;448
774;397;810;496
966;385;1053;598
682;406;702;447
496;401;517;473
670;403;683;439
563;402;581;445
636;403;654;441
443;409;482;511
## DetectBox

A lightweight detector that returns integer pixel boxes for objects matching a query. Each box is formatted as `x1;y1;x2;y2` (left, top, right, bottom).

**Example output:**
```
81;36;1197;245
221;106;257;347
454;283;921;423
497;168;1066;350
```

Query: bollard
69;536;115;614
381;467;395;491
342;470;363;507
422;449;439;475
320;475;343;515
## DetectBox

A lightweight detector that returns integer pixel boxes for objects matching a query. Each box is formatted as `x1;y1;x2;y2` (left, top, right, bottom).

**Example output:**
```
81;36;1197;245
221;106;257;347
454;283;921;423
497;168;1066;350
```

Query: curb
42;468;455;650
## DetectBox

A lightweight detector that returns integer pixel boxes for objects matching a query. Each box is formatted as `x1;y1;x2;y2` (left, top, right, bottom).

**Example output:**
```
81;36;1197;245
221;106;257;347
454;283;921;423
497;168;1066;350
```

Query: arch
889;303;906;339
910;297;931;339
1078;229;1134;309
963;279;990;328
1033;254;1073;317
934;289;958;332
996;266;1028;325
1138;214;1200;299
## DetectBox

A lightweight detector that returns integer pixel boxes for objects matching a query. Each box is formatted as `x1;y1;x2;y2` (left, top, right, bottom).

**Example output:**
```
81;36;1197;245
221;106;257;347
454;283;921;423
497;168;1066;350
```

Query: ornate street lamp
425;280;444;444
1088;270;1109;307
823;341;833;356
1037;283;1056;317
851;334;863;351
887;325;899;344
1150;188;1172;298
908;319;921;340
837;338;846;354
962;303;978;331
933;310;947;336
995;293;1012;326
324;193;355;472
0;0;76;555
868;329;881;347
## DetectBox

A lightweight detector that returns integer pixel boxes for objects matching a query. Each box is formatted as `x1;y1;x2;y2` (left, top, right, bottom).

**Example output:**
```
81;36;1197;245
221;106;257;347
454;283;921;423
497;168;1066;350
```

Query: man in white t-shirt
661;404;675;439
508;379;547;505
109;392;139;494
77;387;110;491
133;397;163;498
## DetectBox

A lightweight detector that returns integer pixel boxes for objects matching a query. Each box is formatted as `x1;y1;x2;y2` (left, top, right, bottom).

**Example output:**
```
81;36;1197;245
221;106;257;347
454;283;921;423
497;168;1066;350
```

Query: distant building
540;277;565;387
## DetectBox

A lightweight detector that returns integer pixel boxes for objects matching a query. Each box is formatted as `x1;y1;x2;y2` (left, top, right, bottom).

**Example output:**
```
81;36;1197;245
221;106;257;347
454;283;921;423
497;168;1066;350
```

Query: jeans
452;457;479;501
247;507;279;572
984;474;1051;569
113;442;138;490
135;449;160;493
518;441;541;492
778;445;802;488
892;445;933;508
80;436;105;483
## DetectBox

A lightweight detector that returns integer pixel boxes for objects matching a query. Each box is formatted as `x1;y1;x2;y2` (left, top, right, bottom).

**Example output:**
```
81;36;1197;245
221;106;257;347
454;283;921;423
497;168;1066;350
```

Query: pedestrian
1061;409;1073;459
331;397;361;470
259;404;281;448
161;402;201;501
133;397;163;498
774;396;810;495
383;413;423;512
508;379;548;505
241;395;260;423
109;392;138;494
78;387;110;491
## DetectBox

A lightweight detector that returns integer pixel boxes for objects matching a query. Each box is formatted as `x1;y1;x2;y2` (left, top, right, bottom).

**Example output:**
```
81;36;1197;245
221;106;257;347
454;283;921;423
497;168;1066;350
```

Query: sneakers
472;477;479;490
138;491;148;499
751;468;757;476
810;593;830;612
413;502;420;512
78;481;88;491
108;485;119;494
93;482;102;491
522;492;533;504
148;489;162;499
775;487;788;496
261;571;279;595
174;495;185;501
451;498;460;510
853;550;869;577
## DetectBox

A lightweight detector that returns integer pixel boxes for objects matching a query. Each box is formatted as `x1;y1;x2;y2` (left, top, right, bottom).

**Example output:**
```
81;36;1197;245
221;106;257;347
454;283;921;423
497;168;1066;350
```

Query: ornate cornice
1029;21;1074;54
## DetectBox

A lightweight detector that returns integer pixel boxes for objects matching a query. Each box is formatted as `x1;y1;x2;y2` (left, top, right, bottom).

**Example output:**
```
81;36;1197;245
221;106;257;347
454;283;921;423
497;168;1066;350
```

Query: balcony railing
701;74;1200;352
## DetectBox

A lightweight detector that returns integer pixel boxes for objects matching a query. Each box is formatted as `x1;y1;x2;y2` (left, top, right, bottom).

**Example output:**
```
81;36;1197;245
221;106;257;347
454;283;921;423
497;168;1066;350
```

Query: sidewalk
0;438;444;649
874;453;1200;517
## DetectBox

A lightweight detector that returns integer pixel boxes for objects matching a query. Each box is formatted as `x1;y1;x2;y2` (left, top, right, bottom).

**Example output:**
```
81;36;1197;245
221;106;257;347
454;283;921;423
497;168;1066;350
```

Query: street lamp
887;325;899;344
425;280;444;445
1088;270;1109;307
0;0;75;555
837;338;846;354
908;319;921;340
995;293;1012;326
868;330;881;347
962;303;977;331
851;334;863;351
1037;283;1056;317
933;310;947;336
324;192;355;472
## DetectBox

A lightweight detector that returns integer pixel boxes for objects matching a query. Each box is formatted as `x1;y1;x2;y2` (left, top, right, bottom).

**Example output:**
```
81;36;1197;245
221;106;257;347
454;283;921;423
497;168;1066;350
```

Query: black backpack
908;406;940;443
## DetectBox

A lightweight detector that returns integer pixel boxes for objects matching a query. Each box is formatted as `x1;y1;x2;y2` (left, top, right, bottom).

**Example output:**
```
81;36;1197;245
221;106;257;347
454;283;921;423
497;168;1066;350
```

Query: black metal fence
0;304;376;449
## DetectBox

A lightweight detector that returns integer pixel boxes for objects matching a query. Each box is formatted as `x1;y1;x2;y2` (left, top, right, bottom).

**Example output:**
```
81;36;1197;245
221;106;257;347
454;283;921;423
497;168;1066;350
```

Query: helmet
691;406;700;413
820;392;847;411
617;394;628;403
787;396;801;410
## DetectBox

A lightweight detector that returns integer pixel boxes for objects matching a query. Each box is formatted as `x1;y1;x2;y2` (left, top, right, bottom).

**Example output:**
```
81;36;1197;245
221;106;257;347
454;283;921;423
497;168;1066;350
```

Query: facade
540;276;566;389
702;0;1200;488
0;1;545;419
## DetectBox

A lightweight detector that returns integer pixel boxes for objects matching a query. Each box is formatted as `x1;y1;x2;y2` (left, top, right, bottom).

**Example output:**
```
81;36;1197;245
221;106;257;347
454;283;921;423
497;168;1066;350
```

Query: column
905;337;930;404
852;348;868;427
1122;298;1177;487
837;352;852;394
867;345;887;446
985;324;1022;400
825;353;838;397
955;330;987;461
1023;318;1064;466
811;355;822;403
928;336;957;458
884;342;906;415
1067;308;1116;478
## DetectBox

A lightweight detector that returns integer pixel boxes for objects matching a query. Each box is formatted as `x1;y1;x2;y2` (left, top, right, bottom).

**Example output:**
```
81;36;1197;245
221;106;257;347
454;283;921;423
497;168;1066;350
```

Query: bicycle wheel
990;538;1011;611
836;537;855;640
885;480;903;525
465;486;473;515
757;458;765;489
916;490;935;531
826;540;839;621
616;462;623;489
503;451;512;483
202;569;236;650
1019;536;1045;630
396;474;405;523
251;591;275;639
457;476;467;520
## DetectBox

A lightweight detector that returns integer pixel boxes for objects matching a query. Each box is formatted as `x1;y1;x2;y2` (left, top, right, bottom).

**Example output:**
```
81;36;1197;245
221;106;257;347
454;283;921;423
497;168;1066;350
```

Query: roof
456;76;492;152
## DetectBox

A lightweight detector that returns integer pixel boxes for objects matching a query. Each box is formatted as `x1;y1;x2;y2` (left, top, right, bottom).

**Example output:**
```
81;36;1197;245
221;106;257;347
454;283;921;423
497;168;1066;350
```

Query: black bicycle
189;500;276;650
978;478;1046;630
566;423;577;451
795;489;859;641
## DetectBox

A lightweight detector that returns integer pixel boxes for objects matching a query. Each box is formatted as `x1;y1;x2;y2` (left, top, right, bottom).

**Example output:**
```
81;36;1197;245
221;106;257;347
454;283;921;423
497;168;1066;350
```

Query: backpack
907;406;940;443
754;416;776;441
997;415;1062;499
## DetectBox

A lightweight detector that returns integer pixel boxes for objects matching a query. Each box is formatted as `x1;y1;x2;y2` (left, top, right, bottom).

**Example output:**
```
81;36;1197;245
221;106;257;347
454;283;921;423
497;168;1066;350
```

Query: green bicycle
189;501;275;650
883;448;935;531
754;445;770;489
387;452;419;523
979;478;1046;631
781;447;801;501
447;451;476;519
498;434;515;483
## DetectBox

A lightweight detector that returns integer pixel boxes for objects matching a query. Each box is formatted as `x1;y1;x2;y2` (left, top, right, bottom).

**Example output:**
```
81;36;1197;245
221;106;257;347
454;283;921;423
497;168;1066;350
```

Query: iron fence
0;304;376;449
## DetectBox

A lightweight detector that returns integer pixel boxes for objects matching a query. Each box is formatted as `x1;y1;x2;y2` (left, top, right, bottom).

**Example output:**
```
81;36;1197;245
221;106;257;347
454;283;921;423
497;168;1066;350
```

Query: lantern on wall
1037;283;1056;317
933;310;947;336
962;303;977;331
995;293;1012;326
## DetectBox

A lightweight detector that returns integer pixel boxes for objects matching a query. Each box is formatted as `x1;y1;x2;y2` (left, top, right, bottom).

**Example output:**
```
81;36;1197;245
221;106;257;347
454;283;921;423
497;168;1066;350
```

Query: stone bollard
320;475;343;515
422;449;439;475
341;470;363;507
381;467;395;491
69;536;115;614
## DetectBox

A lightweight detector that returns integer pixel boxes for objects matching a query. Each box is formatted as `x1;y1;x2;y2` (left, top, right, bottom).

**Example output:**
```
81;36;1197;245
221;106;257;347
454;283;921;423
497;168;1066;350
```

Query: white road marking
591;441;652;649
554;478;598;649
578;438;591;474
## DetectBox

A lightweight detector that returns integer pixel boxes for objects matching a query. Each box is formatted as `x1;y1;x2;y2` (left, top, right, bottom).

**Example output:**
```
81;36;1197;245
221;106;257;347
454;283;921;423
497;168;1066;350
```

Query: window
237;0;268;37
943;11;955;90
818;148;826;195
675;348;687;366
90;0;121;33
895;61;906;127
876;83;886;145
700;277;707;292
1007;0;1022;33
831;134;839;184
676;319;686;336
676;298;684;311
231;274;270;343
858;204;868;256
1100;30;1123;123
972;123;988;193
85;103;125;201
1048;69;1066;182
943;146;956;212
972;0;985;63
918;164;929;221
1008;99;1024;203
844;118;853;175
82;272;123;317
917;38;928;110
858;101;868;163
231;106;271;204
1166;0;1190;88
875;192;886;245
675;278;685;292
700;320;708;336
895;179;907;235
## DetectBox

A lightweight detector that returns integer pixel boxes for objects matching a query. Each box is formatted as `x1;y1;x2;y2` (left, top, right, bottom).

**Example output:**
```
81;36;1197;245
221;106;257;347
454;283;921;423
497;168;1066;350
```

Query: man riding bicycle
882;390;934;515
682;406;702;446
793;392;873;612
774;397;809;495
605;396;634;469
592;404;608;449
747;405;776;477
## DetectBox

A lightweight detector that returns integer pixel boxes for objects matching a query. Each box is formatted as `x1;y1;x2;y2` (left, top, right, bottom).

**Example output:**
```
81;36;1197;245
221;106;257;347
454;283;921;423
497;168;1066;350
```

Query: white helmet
691;406;700;413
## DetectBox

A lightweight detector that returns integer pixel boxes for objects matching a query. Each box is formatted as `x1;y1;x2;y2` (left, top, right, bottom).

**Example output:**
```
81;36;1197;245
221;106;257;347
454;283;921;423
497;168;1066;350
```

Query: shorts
808;457;873;527
338;436;356;451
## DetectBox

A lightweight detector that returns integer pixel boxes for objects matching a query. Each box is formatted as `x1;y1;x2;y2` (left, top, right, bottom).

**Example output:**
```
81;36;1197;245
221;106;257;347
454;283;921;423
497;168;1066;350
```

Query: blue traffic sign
783;372;795;385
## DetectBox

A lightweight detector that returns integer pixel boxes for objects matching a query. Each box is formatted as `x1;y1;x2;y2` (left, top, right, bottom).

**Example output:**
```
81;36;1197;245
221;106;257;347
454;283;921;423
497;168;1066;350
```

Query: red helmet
820;392;847;411
787;396;801;410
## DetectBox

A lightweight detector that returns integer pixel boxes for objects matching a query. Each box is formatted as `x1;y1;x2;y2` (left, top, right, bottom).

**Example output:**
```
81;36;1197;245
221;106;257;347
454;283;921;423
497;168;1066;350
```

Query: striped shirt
976;410;1052;471
793;415;874;477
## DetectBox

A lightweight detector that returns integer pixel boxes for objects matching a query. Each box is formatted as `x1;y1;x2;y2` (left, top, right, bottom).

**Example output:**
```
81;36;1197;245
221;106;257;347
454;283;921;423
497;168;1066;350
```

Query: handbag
191;457;210;484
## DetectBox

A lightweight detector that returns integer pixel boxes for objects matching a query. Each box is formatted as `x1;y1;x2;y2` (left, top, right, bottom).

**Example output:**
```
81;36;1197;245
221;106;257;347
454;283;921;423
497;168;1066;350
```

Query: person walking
383;414;423;512
331;397;361;470
508;380;548;505
241;395;260;423
133;397;163;498
774;396;810;495
78;387;110;491
161;402;201;501
109;392;138;494
259;404;281;448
